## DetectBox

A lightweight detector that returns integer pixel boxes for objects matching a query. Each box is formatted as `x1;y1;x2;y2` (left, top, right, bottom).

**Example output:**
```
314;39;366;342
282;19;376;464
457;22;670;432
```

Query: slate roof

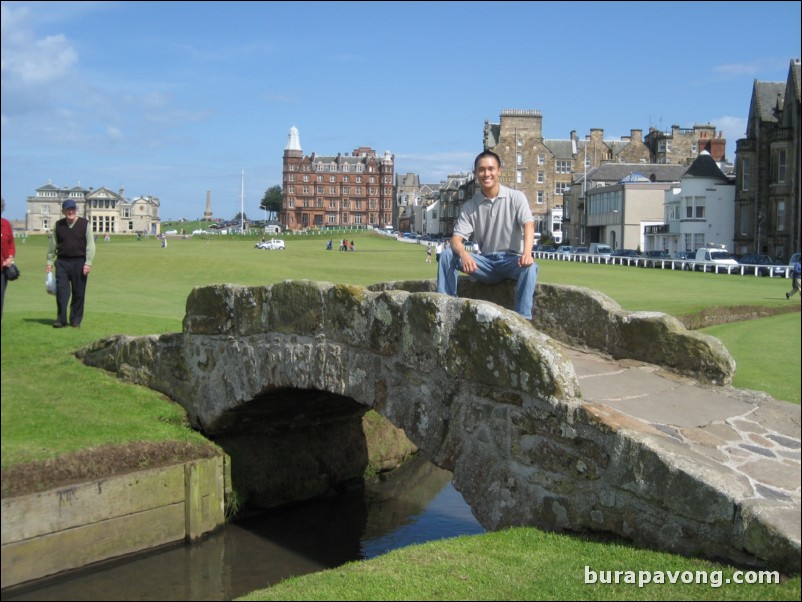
683;152;730;183
585;163;686;184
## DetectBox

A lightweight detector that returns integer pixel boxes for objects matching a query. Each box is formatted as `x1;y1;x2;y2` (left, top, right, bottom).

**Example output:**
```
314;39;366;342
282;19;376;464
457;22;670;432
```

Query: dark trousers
55;257;88;326
1;270;7;319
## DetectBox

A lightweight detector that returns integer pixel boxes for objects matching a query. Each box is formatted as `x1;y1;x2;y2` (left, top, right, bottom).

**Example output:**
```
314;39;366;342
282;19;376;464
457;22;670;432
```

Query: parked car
639;250;670;268
588;243;613;257
672;250;696;270
610;249;640;265
255;239;285;250
555;245;574;257
737;254;786;277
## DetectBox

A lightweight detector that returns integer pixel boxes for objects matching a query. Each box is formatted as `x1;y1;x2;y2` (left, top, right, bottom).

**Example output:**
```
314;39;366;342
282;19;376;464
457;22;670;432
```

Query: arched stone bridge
77;279;799;574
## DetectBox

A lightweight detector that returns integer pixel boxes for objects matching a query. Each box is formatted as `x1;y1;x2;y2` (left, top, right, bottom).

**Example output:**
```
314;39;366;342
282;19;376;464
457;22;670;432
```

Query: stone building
734;59;801;260
395;173;420;232
280;126;394;231
25;183;160;235
644;124;726;164
479;109;652;241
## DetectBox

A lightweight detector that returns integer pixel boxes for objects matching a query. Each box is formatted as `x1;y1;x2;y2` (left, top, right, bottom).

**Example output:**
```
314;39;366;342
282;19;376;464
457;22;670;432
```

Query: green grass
2;231;800;600
238;528;800;601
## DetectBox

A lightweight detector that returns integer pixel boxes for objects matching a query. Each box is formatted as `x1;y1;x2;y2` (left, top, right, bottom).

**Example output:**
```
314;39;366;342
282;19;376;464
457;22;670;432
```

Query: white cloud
1;4;78;86
713;115;748;144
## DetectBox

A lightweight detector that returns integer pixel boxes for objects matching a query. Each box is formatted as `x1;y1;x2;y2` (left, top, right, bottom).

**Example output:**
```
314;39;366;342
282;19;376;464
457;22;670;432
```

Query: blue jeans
437;246;537;319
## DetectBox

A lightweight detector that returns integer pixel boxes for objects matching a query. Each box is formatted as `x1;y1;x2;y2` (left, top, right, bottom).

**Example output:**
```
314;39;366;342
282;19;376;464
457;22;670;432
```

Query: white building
26;183;161;235
661;151;736;254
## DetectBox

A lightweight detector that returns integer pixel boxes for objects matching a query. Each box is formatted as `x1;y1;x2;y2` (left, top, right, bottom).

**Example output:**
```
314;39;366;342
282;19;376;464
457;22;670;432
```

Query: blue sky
2;1;800;221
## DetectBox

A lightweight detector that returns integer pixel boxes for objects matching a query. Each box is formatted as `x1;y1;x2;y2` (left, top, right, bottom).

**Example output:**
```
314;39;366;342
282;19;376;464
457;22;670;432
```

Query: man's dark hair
474;150;502;171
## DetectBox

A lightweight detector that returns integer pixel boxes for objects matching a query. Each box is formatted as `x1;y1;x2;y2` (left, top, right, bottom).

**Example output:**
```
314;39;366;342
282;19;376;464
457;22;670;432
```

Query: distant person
161;233;167;248
437;150;537;319
425;242;432;263
435;240;444;262
787;259;801;300
1;198;17;319
46;199;96;328
326;239;333;251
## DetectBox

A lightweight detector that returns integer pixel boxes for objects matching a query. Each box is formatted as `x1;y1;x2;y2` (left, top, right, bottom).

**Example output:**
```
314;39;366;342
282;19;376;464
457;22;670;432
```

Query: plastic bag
46;271;56;295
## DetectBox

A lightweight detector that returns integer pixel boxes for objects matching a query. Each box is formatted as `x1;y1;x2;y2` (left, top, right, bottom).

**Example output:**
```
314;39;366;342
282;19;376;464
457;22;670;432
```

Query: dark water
1;458;484;601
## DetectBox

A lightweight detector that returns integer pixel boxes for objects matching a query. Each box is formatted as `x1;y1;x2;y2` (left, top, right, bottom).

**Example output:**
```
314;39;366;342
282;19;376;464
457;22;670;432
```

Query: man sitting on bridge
437;150;537;319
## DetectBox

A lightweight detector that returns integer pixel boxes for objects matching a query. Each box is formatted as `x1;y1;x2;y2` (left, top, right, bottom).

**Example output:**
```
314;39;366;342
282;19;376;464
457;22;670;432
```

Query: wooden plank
1;503;185;589
1;465;185;545
184;457;226;540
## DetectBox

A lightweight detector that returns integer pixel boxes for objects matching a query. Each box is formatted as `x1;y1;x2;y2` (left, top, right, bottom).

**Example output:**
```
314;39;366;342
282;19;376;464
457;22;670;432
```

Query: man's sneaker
787;292;791;300
53;321;65;328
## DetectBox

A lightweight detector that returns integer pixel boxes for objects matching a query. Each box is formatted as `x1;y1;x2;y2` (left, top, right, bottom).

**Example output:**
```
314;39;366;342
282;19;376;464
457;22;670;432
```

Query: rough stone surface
370;278;736;385
77;280;800;574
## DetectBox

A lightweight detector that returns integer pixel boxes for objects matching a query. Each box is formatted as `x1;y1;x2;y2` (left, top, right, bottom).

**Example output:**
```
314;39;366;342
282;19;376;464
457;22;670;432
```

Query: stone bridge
77;279;800;574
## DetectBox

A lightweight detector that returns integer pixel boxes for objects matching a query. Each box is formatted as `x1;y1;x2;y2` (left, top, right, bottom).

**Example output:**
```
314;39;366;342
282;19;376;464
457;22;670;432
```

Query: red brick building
280;127;394;230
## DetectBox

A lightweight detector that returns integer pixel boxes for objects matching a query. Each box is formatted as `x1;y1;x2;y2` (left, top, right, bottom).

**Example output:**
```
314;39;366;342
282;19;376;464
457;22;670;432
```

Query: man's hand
518;252;534;268
461;252;478;274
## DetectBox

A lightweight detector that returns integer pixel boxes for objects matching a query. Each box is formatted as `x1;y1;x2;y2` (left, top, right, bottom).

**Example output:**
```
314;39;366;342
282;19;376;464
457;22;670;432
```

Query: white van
588;243;613;256
694;245;738;273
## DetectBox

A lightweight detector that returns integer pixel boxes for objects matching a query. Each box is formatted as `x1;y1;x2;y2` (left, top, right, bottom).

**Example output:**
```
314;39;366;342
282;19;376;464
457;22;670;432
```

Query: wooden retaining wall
1;455;229;589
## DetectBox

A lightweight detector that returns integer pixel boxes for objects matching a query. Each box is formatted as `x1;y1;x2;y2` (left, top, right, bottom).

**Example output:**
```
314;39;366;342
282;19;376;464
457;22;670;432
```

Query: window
537;154;545;165
555;182;569;195
740;205;751;235
555;160;571;174
741;158;750;191
694;197;705;219
537;171;544;184
685;196;706;218
516;171;522;184
517;153;523;165
536;191;544;204
773;149;787;183
777;200;785;231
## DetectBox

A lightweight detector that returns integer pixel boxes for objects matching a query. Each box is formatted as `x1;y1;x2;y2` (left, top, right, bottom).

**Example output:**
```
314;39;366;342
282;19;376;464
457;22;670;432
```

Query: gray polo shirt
453;185;533;254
